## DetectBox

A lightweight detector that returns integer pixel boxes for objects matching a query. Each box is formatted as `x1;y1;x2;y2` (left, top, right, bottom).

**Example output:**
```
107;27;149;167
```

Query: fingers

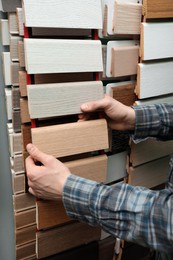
80;95;111;113
26;143;51;166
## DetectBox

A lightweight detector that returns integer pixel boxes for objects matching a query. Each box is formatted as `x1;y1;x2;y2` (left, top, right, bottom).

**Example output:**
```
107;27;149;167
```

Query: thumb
26;143;48;165
80;95;110;113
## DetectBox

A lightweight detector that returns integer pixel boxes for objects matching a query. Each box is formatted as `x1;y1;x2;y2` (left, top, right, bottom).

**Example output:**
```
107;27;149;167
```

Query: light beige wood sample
10;36;23;61
129;156;169;188
27;81;104;119
16;8;24;36
12;133;23;155
130;139;173;167
16;224;36;246
36;200;71;230
143;0;173;19
106;81;136;106
2;52;11;86
113;1;142;35
24;39;103;74
32;27;91;37
12;172;25;194
8;12;19;34
13;193;35;212
12;86;20;110
5;88;12;120
32;119;109;158
111;45;139;77
15;208;36;230
7;123;13;156
11;62;24;86
0;19;10;45
11;154;24;174
140;22;173;61
136;61;173;99
20;98;30;123
23;0;102;29
16;241;36;260
19;71;27;97
18;41;25;67
36;222;101;258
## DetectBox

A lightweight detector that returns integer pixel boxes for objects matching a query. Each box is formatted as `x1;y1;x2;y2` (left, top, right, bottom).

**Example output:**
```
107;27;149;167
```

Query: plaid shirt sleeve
63;175;173;252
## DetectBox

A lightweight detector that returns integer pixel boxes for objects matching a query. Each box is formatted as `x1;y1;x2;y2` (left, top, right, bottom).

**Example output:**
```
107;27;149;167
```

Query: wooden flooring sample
15;208;36;230
32;27;91;37
11;62;24;86
129;156;169;188
8;12;18;34
36;222;101;258
2;52;11;86
141;22;173;61
16;224;36;246
13;193;35;212
18;41;25;67
19;71;27;97
20;98;30;123
12;86;20;110
113;1;142;35
10;36;23;62
16;241;36;260
130;139;173;167
27;81;104;119
12;172;25;195
24;39;103;74
16;8;24;36
12;133;22;155
32;119;109;158
0;19;10;46
23;0;102;29
143;0;173;19
136;61;173;99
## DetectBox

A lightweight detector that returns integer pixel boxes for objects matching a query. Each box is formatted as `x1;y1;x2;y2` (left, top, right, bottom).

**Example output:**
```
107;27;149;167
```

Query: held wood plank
111;45;139;77
15;208;36;230
113;1;142;35
0;19;10;46
143;0;173;19
31;119;109;158
24;39;103;74
129;156;169;188
106;81;136;106
16;241;36;260
136;61;173;99
21;124;32;153
36;222;101;258
13;193;35;212
130;139;173;167
20;98;30;123
16;224;36;246
27;81;104;119
23;0;102;29
140;22;173;61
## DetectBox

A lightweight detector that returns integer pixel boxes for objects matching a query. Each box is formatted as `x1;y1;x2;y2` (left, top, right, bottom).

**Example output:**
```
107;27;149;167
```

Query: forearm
63;174;173;252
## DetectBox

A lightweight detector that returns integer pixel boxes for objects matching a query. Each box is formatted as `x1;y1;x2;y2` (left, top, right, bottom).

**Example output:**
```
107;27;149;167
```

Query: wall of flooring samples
0;0;173;259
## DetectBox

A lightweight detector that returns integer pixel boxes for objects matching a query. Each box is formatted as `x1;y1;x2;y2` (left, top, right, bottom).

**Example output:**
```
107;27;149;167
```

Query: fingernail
81;104;89;110
26;143;34;152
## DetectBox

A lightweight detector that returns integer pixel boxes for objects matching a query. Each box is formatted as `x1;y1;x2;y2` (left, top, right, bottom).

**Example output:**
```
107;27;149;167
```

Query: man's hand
79;95;135;131
25;143;71;200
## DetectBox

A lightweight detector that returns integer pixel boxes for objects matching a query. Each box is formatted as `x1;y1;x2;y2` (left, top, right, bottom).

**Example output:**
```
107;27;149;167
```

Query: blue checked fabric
63;104;173;253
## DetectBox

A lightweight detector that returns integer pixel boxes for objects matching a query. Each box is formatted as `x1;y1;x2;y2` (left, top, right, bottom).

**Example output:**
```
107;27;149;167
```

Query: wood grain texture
141;22;173;61
12;86;20;110
32;27;91;37
36;222;101;258
10;36;23;62
27;81;104;119
8;12;19;34
143;0;173;18
20;98;30;123
1;0;21;12
23;0;102;29
19;71;27;97
5;88;12;120
24;39;103;74
18;41;25;67
113;1;142;35
16;224;36;246
32;119;109;158
11;62;24;86
15;208;36;230
106;81;136;106
12;172;25;195
13;133;22;155
21;124;31;153
0;19;10;46
129;156;169;188
36;200;71;230
12;154;24;174
136;61;173;98
12;110;21;133
16;241;36;260
2;52;11;86
130;139;173;167
13;193;35;212
16;8;24;36
111;45;139;77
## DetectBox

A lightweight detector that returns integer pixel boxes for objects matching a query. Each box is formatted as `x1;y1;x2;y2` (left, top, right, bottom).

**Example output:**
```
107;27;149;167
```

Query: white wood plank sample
130;139;173;167
27;81;104;119
0;19;10;46
16;8;24;36
141;22;173;61
10;36;23;62
8;12;19;34
135;95;173;106
24;39;103;74
136;61;173;98
23;0;102;29
32;119;109;158
129;156;169;188
5;88;12;120
2;52;11;86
